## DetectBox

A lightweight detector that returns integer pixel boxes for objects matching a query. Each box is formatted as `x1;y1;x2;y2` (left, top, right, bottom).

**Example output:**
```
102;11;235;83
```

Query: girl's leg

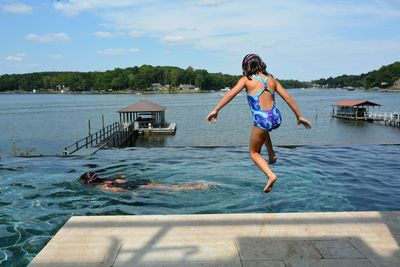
264;132;277;164
249;126;277;193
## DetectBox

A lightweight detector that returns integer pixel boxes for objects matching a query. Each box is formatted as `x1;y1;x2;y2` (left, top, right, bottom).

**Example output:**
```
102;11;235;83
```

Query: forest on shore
312;61;400;89
0;65;309;92
0;61;398;92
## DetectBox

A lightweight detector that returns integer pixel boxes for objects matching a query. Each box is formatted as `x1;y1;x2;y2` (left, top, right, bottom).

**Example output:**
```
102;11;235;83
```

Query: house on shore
331;100;381;120
179;84;196;90
148;83;162;91
394;79;400;88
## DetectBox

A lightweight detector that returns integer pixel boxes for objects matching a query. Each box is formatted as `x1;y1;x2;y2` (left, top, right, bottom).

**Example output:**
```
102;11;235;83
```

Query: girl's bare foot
268;155;277;164
263;174;277;193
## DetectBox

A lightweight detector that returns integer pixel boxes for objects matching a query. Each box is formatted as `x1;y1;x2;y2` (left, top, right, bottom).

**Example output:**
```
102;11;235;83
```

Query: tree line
0;65;309;92
312;61;400;88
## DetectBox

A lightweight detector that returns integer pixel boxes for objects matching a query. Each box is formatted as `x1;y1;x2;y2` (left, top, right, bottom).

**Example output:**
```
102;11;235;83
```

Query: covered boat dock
118;100;167;128
63;100;176;155
118;100;176;134
332;100;381;120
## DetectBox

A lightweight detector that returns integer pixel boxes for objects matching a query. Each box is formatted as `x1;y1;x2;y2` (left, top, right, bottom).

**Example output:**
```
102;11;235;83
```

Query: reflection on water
133;134;172;147
1;144;400;265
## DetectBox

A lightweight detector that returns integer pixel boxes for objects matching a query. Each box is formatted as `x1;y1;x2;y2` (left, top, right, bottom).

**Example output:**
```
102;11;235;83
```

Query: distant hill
0;65;309;92
312;61;400;89
4;62;397;92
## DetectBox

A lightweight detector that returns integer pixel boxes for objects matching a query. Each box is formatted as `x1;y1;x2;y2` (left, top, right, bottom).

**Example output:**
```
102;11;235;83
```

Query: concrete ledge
29;211;400;267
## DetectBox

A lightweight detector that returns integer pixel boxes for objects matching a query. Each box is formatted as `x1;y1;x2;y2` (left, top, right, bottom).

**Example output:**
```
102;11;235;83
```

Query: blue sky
1;0;399;80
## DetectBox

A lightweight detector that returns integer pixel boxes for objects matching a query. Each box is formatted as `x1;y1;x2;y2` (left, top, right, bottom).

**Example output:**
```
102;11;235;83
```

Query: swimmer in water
80;172;213;192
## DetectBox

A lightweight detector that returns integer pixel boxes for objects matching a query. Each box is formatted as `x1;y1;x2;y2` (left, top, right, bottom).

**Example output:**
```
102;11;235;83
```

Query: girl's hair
242;54;268;79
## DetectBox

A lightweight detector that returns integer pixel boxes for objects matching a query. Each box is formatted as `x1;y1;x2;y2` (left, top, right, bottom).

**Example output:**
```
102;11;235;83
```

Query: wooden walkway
365;112;400;127
63;122;138;155
63;122;176;155
29;211;400;267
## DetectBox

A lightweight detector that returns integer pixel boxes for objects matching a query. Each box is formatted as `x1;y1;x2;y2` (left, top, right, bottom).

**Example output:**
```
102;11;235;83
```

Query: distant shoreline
0;89;213;95
1;87;399;95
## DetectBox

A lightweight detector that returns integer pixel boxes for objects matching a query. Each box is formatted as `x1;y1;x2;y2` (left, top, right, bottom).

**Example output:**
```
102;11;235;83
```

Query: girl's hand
207;110;218;124
297;117;312;129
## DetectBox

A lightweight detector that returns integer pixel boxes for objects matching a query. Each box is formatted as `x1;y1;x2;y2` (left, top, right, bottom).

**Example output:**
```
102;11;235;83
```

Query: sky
0;0;399;80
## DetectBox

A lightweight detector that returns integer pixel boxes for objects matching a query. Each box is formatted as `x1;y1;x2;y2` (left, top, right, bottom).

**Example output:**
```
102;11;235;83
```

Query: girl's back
245;74;277;111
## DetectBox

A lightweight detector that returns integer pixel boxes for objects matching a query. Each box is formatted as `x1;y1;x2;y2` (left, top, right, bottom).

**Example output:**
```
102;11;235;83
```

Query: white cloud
93;31;125;38
49;54;63;59
26;33;70;42
53;0;144;16
160;35;185;45
198;0;229;6
128;30;143;38
1;3;32;14
53;1;93;16
92;30;143;38
97;1;400;62
5;53;26;61
50;0;400;79
96;48;139;56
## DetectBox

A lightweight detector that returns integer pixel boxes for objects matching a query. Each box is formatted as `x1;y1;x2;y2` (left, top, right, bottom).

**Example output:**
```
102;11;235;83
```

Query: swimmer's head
80;171;99;184
242;54;268;79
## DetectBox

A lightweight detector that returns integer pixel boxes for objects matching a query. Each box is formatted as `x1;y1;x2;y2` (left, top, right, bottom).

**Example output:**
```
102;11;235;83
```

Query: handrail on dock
364;111;400;127
64;122;120;155
364;111;400;121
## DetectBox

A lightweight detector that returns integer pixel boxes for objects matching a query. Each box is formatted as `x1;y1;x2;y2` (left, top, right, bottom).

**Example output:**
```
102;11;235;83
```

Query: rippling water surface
1;145;400;265
0;90;399;266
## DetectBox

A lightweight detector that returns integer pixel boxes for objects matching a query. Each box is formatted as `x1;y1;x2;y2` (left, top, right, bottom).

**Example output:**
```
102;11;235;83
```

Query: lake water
0;89;399;155
0;89;400;266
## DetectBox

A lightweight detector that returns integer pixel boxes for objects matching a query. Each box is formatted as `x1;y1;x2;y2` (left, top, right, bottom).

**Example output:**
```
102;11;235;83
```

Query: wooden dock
29;211;400;267
137;122;177;134
331;100;399;127
63;122;138;155
63;121;176;155
365;112;400;127
63;100;177;155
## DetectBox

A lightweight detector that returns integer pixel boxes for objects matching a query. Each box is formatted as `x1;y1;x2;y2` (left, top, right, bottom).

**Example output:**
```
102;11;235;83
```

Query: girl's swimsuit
246;74;282;132
110;179;151;190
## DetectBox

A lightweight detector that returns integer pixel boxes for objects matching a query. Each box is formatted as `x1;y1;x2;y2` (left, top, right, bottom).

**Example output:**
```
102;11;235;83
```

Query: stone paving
29;211;400;267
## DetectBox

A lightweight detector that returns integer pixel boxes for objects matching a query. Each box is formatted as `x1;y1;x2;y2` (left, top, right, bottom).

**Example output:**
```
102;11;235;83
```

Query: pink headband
87;172;98;184
243;54;257;65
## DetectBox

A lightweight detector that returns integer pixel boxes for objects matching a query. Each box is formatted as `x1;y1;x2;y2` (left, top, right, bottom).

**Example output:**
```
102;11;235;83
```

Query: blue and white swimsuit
246;74;282;132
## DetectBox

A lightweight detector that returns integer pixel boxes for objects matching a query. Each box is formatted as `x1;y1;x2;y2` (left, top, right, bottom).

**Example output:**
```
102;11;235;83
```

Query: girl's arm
97;184;128;192
207;77;246;123
275;79;312;129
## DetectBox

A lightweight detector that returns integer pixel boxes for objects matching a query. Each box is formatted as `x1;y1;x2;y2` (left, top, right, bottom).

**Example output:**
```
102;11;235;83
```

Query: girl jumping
207;54;312;193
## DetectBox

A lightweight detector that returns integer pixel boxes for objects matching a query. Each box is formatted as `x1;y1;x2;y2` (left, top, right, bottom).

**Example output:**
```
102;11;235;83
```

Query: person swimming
80;171;213;192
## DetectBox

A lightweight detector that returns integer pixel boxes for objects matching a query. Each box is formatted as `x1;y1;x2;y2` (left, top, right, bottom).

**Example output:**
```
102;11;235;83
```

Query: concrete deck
29;211;400;267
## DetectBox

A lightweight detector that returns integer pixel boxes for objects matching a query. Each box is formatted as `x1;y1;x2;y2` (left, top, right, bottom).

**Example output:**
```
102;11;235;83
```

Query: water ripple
0;144;399;265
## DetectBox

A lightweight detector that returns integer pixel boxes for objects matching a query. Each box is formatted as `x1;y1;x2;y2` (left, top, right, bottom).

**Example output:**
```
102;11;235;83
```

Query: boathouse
332;100;381;120
63;100;176;155
118;100;176;134
118;100;166;128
